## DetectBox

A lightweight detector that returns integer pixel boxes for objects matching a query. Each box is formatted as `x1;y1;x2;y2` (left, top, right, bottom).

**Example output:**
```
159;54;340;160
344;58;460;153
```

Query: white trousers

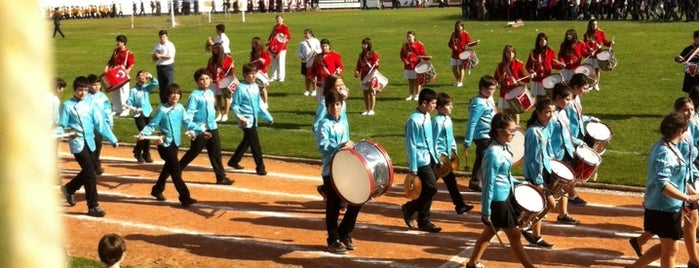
270;50;287;81
111;82;130;113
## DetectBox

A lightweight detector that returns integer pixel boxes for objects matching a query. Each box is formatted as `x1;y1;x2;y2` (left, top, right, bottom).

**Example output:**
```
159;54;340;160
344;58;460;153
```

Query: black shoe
568;196;588;206
532;237;554;248
151;191;166;201
418;222;442;233
61;186;76;207
143;156;153;163
228;161;244;169
468;183;482;192
340;235;355;250
87;206;106;217
556;214;580;225
456;204;474;214
629;237;642;257
401;204;415;229
316;185;327;203
180;198;198;207
216;177;234;185
327;239;348;255
689;261;699;268
134;153;145;163
522;230;537;244
256;169;267;176
96;166;104;175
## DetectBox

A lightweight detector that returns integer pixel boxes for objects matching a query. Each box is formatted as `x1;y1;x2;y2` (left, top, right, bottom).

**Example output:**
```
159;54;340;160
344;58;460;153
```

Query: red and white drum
505;86;535;114
574;64;598;87
103;66;130;93
268;33;288;55
596;49;617;71
542;73;563;90
330;140;395;205
573;146;602;182
254;71;271;88
415;61;436;85
584;121;613;155
361;69;388;91
219;75;239;95
458;49;479;69
549;160;576;201
514;184;546;230
509;128;526;166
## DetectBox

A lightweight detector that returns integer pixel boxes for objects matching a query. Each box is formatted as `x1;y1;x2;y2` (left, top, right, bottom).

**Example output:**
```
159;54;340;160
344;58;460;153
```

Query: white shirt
152;40;176;66
214;33;231;54
297;37;321;67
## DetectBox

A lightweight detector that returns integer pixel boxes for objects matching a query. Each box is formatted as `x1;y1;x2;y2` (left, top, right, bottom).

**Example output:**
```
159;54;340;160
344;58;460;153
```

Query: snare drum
505;86;535;114
330;140;395;205
686;63;698;77
268;33;288;55
596;49;617;71
458;49;479;69
362;69;388;91
541;73;563;98
549;160;576;201
415;61;437;85
219;75;239;95
509;128;526;166
514;184;546;230
574;64;598;86
573;146;602;182
103;66;130;93
584;121;613;155
254;71;271;88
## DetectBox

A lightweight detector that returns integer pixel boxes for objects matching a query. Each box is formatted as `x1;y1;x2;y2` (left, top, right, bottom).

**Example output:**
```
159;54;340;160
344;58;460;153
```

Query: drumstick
682;46;699;65
488;220;505;246
55;131;76;139
467;40;479;46
608;36;615;52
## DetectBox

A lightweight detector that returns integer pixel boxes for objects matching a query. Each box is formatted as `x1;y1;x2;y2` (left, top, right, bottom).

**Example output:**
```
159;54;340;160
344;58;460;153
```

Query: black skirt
644;208;682;240
490;194;520;229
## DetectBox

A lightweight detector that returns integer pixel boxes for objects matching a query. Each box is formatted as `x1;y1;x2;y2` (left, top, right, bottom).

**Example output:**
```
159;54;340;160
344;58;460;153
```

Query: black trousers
133;115;151;159
53;25;65;38
439;171;467;209
228;127;265;172
403;162;438;227
65;146;99;208
157;64;175;104
159;129;226;182
322;175;362;241
152;144;191;201
94;131;103;169
470;138;491;185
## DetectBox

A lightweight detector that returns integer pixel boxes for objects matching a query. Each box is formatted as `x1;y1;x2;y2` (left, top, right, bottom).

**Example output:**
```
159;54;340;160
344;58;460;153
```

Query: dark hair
675;97;694;112
453;21;464;35
304;28;314;37
98;234;126;266
552;83;573;100
210;43;225;68
585;19;597;40
216;24;225;32
115;34;127;44
418;88;437;104
158;29;168;36
689;85;699;107
694;30;699;39
322;74;341;97
250;36;264;62
407;31;416;37
436;92;452;108
361;38;373;54
86;74;100;84
489;113;515;139
72;76;89;89
242;63;257;75
320;38;330;46
559;29;578;57
526;97;554;127
135;70;147;78
56;77;66;89
660;112;689;139
193;68;211;81
325;90;343;108
500;44;515;63
479;75;497;90
168;83;181;95
534;32;548;53
568;73;589;91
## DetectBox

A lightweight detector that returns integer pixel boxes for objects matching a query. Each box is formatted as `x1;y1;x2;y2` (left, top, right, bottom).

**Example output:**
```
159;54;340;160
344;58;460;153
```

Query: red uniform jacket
207;55;234;85
310;51;343;88
494;59;530;98
447;32;471;59
558;41;590;70
400;41;426;70
355;52;380;80
252;50;272;74
107;48;134;70
267;23;291;52
584;29;612;57
526;48;563;82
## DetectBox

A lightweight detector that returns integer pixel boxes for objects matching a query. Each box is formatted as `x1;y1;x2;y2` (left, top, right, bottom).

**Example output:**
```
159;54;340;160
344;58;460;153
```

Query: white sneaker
119;110;130;117
304;91;310;96
405;95;413;101
456;82;463;87
311;90;317;97
361;111;369;115
593;84;600;91
215;114;222;122
412;95;419;101
221;114;228;122
368;110;375;115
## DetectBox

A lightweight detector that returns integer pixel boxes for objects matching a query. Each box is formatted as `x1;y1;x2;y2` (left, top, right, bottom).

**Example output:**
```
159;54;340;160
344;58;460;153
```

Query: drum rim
585;121;613;140
358;139;394;189
509;129;526;166
550;159;576;181
514;184;545;212
575;146;602;165
414;62;431;73
329;148;374;205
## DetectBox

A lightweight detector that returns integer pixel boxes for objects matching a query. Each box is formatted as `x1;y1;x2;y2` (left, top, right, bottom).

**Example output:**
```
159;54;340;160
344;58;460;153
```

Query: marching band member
104;34;134;117
86;74;113;175
526;33;563;103
309;39;344;102
140;84;203;207
566;73;598;205
463;75;498;192
354;37;380;116
521;98;556;248
583;19;614;91
401;88;442;233
675;30;699;93
447;21;479;88
207;43;235;122
297;28;321;97
400;31;430;101
558;29;589;82
126;71;159;164
250;36;272;104
433;92;474;214
314;90;362;255
493;44;533;126
465;113;537;268
267;15;291;82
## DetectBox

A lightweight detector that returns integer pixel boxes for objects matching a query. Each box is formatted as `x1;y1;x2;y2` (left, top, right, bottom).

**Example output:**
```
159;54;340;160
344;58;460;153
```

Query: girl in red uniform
447;21;479;88
207;43;235;122
400;31;430;101
267;14;291;82
558;29;589;82
494;44;532;126
310;39;344;102
526;33;563;103
250;36;271;104
354;37;380;116
583;19;614;91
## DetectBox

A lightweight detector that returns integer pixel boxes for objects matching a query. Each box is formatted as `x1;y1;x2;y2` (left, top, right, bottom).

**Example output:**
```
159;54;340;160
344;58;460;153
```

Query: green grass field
53;9;694;187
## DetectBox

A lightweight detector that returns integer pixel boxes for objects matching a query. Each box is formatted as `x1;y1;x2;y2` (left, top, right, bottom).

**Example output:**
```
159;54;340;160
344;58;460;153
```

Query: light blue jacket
140;103;204;147
186;87;218;131
566;96;594;139
59;97;118;154
88;91;113;128
315;113;349;176
644;140;690;213
433;113;457;157
464;96;496;147
549;109;583;160
523;122;553;185
481;140;522;216
405;109;438;172
126;78;159;117
232;82;273;128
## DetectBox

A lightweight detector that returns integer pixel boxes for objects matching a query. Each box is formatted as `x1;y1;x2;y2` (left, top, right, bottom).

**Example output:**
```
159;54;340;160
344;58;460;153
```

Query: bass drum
330;140;394;205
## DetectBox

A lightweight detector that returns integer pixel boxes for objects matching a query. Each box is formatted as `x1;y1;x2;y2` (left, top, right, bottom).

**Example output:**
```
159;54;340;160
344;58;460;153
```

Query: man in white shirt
213;24;231;55
152;30;176;104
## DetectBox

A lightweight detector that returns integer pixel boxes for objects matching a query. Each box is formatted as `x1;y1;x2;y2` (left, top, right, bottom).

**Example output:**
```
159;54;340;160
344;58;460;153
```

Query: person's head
72;76;89;100
167;84;181;105
276;14;284;24
568;73;590;95
303;28;314;39
660;112;689;140
158;30;168;44
478;75;497;97
322;74;345;97
115;34;127;47
586;19;598;34
501;44;516;63
552;83;573;109
87;74;101;93
216;24;225;34
489;113;516;143
193;68;212;89
693;30;699;45
361;38;372;53
211;43;224;63
98;234;126;267
453;21;464;33
55;77;66;95
325;90;344;120
406;31;416;43
436;92;453;115
242;63;257;83
320;39;331;53
534;32;548;52
564;29;577;42
251;36;264;49
527;97;555;127
135;70;148;85
675;97;695;119
417;88;437;113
